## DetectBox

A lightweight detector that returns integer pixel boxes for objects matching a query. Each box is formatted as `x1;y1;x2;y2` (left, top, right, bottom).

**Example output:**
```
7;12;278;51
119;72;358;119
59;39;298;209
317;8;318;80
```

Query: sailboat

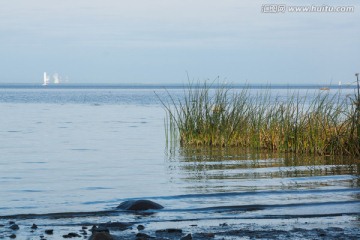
42;72;50;86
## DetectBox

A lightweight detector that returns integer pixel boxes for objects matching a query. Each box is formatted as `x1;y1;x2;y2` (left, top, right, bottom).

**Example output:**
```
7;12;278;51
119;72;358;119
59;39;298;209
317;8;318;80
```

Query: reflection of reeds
161;80;360;156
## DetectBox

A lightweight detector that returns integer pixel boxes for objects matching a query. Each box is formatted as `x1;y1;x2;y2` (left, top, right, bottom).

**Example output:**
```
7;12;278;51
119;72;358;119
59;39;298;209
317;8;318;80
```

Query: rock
9;234;16;239
31;223;38;229
62;232;81;238
136;232;152;239
45;229;53;235
137;225;145;230
181;234;193;240
89;232;114;240
8;221;15;225
91;226;110;233
82;226;88;230
117;200;163;211
156;228;182;234
9;224;19;230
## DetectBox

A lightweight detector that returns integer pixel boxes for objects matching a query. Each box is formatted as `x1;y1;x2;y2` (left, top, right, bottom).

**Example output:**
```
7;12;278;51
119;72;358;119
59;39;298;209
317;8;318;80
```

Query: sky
0;0;359;84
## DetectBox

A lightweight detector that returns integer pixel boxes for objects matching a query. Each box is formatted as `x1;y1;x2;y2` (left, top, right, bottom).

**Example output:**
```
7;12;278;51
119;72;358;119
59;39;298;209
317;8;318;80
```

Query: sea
0;84;359;238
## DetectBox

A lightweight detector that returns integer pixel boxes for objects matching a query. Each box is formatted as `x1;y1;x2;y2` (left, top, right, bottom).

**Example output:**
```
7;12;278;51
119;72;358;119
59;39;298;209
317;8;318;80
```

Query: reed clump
161;81;360;156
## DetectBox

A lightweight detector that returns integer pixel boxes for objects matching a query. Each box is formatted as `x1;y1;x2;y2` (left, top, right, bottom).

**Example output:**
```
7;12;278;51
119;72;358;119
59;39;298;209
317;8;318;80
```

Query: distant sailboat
42;72;63;85
42;72;50;86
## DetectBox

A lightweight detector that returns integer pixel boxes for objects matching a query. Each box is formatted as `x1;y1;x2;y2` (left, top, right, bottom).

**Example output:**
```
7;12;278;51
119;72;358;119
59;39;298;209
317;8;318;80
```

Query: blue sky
0;0;359;84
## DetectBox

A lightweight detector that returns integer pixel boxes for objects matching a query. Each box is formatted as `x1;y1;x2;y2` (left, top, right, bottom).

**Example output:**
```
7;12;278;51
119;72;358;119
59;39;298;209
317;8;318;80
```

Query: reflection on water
166;147;359;193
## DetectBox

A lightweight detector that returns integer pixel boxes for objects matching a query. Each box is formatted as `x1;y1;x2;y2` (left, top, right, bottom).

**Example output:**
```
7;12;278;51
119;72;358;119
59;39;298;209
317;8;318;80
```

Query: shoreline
1;213;359;239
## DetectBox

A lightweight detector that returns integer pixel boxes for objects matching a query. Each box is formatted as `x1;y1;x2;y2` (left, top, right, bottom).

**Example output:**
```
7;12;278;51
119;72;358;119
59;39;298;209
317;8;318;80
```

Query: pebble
62;232;81;238
91;226;110;233
156;228;182;234
181;233;193;240
45;229;54;235
136;232;152;239
137;225;145;230
9;224;19;231
89;232;114;240
9;234;16;239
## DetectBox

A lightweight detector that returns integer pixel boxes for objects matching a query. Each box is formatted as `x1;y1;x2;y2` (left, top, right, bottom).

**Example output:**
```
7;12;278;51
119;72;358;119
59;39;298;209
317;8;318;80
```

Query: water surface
0;85;358;236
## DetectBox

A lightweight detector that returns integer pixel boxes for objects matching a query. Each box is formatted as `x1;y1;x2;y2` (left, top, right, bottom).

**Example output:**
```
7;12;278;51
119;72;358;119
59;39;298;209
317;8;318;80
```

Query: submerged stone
89;232;114;240
9;224;19;230
117;200;164;211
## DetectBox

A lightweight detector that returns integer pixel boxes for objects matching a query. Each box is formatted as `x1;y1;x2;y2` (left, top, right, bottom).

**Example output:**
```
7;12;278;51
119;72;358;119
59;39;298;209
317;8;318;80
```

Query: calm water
0;85;359;234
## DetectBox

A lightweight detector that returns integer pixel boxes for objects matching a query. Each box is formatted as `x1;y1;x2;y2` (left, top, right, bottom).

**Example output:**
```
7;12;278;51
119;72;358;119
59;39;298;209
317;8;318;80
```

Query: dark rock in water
117;200;164;211
181;234;193;240
156;228;183;234
31;223;38;229
9;234;16;239
89;232;114;240
62;232;81;238
45;229;53;235
137;225;145;230
0;224;5;227
91;226;110;233
136;232;153;239
9;224;19;230
82;226;88;230
9;221;15;225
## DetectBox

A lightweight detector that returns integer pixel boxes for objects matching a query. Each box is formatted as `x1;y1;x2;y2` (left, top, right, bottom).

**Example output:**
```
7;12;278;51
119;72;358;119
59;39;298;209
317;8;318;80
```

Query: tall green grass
160;80;360;156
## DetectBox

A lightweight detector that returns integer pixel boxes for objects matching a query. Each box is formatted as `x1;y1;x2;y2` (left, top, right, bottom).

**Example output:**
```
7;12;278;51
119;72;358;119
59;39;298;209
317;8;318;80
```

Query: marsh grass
160;81;360;156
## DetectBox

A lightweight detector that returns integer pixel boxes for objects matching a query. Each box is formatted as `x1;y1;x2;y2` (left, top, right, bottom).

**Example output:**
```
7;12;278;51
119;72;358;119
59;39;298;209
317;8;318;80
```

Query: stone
89;232;114;240
9;234;16;239
156;228;182;234
62;232;81;238
136;232;152;239
45;229;53;235
31;224;38;229
91;226;110;233
9;224;19;230
137;225;145;230
117;200;163;211
181;234;193;240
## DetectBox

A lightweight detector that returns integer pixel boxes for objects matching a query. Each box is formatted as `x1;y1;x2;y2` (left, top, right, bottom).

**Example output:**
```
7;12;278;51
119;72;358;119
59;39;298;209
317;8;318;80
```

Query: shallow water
0;86;359;238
